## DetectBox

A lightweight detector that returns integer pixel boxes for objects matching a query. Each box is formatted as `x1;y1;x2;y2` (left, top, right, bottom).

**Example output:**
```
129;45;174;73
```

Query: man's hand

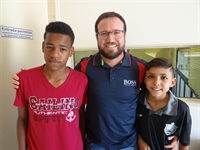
11;68;25;90
11;73;20;90
165;136;179;150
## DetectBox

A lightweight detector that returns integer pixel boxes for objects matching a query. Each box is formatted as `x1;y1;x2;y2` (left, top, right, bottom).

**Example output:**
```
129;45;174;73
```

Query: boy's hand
165;136;179;150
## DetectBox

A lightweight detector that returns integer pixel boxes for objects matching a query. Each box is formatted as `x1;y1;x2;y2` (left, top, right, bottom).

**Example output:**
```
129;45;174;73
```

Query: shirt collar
92;50;132;67
139;90;178;116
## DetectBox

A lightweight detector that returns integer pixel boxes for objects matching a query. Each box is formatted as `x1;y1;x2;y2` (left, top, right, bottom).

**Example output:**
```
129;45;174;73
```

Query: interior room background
0;0;199;149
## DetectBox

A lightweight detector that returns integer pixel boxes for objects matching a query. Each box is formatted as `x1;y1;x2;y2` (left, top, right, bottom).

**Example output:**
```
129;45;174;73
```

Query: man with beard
75;12;178;150
11;12;178;150
74;11;146;150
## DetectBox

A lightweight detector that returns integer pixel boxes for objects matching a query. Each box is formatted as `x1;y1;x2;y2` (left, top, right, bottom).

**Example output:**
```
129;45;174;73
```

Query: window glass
74;46;200;98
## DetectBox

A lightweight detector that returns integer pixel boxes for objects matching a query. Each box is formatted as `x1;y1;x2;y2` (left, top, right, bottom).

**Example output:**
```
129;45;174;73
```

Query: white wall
0;0;49;149
59;0;200;49
180;98;200;150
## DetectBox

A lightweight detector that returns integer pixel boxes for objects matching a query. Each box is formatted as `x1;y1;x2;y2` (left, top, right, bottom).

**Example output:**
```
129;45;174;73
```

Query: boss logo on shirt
164;122;178;135
124;80;137;86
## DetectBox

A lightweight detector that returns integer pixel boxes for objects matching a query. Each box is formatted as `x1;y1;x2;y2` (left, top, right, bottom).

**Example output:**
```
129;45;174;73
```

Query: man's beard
98;44;125;59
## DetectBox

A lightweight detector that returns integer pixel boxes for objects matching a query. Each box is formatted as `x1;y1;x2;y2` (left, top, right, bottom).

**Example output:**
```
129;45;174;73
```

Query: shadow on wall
190;139;200;150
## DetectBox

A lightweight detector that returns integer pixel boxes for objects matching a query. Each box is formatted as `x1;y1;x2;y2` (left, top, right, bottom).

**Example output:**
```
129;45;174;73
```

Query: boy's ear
69;46;74;57
170;78;177;87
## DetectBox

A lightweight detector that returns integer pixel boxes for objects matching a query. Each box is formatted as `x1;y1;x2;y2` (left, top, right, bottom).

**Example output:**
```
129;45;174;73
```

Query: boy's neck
43;66;70;88
147;92;169;112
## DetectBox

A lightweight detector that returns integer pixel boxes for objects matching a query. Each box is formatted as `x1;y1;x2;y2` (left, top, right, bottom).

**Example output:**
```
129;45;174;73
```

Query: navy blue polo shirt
137;90;192;150
75;51;146;149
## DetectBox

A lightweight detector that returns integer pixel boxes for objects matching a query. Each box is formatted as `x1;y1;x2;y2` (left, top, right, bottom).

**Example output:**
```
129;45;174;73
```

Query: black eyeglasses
96;30;125;39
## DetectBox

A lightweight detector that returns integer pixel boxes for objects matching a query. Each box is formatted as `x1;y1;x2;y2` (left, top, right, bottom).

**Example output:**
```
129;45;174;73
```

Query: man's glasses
96;30;125;39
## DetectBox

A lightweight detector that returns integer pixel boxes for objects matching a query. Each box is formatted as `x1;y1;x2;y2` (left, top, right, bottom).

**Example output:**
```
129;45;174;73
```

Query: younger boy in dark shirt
137;58;191;150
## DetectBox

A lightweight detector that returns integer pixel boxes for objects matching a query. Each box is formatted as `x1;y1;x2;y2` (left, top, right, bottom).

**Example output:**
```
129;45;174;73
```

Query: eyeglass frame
96;30;125;39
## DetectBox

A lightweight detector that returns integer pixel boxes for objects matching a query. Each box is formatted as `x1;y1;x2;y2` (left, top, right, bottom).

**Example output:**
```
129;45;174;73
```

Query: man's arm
17;107;28;150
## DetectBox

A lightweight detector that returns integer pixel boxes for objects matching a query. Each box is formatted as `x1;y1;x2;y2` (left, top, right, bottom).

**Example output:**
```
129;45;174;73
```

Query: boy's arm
138;134;151;150
179;144;189;150
17;107;28;150
79;105;86;147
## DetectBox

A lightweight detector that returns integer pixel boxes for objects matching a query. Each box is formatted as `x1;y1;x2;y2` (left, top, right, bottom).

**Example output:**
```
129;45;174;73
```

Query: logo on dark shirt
164;122;178;135
124;80;137;86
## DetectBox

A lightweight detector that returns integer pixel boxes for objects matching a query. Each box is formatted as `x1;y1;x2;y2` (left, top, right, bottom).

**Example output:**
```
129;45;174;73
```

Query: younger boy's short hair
146;58;174;77
43;21;75;46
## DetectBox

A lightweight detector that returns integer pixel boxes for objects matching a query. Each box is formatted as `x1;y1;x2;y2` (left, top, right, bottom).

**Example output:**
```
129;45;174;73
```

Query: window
74;46;200;98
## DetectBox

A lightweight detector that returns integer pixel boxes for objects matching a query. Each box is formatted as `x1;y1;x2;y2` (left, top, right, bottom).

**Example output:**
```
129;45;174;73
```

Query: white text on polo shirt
124;80;137;86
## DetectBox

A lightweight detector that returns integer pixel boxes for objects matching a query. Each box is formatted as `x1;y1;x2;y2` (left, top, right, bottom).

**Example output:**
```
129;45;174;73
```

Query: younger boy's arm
17;107;28;150
179;144;189;150
138;134;151;150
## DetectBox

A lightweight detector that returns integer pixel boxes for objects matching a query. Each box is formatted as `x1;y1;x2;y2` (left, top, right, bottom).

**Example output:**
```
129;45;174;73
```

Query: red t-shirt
14;65;88;150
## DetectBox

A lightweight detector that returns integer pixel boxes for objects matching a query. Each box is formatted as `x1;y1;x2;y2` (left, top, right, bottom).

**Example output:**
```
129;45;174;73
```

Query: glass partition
74;46;200;99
